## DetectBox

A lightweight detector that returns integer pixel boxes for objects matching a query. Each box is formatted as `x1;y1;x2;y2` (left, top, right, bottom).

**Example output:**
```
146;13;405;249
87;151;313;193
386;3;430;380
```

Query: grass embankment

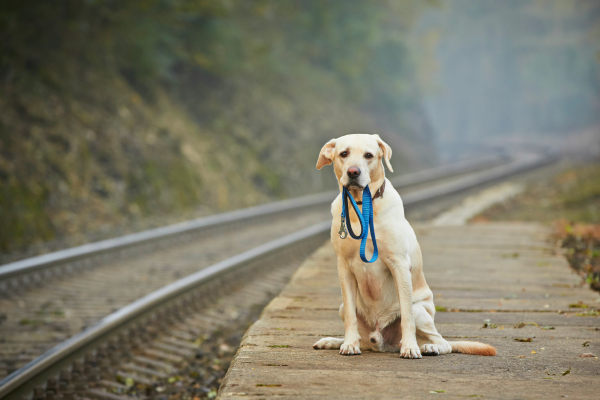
0;1;438;261
474;163;600;292
474;163;600;224
0;69;380;262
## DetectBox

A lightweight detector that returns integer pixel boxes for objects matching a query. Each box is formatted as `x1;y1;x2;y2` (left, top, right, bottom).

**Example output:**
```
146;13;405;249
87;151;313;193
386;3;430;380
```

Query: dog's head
316;134;393;189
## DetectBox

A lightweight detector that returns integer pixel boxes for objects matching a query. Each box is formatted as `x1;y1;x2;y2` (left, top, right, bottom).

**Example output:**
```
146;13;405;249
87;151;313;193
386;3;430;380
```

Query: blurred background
1;0;599;262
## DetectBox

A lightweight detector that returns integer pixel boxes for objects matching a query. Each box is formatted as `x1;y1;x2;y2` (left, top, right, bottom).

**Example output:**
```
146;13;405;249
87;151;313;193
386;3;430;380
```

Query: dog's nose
347;167;361;179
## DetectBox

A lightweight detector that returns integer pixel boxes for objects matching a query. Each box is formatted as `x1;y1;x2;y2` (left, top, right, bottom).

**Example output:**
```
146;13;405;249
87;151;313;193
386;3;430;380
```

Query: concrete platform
218;223;600;399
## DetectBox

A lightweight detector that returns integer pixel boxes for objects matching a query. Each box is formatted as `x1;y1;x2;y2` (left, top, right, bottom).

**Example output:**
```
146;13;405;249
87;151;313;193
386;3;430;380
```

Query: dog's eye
340;151;348;158
365;153;374;159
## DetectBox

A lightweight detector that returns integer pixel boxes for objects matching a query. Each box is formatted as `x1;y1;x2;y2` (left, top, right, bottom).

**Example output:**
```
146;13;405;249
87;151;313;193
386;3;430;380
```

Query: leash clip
338;216;348;239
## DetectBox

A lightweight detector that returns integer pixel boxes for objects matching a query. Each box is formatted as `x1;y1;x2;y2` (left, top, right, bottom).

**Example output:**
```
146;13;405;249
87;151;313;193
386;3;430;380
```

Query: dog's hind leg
413;301;452;355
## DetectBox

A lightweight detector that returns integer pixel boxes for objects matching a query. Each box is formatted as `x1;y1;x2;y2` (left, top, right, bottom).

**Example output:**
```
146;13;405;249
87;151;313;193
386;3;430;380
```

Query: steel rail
401;152;556;206
0;222;330;398
390;152;508;187
0;153;508;288
0;150;556;398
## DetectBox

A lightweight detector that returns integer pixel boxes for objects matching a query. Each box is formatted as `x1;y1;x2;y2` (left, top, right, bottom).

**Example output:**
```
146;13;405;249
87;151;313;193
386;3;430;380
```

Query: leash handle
359;186;378;263
340;186;378;263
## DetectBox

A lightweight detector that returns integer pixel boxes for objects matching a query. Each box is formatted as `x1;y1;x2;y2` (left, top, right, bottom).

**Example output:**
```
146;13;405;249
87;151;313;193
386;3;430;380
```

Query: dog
313;134;496;358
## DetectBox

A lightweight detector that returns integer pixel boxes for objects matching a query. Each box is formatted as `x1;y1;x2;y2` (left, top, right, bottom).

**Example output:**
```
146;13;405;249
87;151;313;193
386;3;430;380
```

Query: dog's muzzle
345;167;364;189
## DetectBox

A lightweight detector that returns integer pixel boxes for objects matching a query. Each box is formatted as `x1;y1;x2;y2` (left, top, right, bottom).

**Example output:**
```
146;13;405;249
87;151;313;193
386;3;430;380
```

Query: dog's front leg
387;256;422;359
338;258;361;355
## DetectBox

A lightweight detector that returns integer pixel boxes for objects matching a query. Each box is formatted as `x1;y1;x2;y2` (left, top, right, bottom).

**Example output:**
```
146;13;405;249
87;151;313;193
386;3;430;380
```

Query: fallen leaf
531;351;537;354
579;353;597;357
429;390;446;394
514;338;533;342
514;322;539;328
481;321;497;329
561;366;571;376
582;341;590;347
541;326;555;330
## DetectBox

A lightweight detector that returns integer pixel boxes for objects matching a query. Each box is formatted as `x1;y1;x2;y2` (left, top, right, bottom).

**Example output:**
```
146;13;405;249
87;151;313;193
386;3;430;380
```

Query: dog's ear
316;139;337;170
374;135;393;173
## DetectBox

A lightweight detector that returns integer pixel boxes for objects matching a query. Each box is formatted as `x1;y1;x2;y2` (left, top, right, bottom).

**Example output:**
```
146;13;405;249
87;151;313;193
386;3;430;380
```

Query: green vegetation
2;1;598;258
0;1;439;255
556;222;600;292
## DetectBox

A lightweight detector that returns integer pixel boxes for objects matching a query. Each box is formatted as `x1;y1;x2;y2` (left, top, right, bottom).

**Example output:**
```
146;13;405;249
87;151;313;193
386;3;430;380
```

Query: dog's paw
400;341;422;359
340;340;361;355
421;343;440;356
313;337;344;350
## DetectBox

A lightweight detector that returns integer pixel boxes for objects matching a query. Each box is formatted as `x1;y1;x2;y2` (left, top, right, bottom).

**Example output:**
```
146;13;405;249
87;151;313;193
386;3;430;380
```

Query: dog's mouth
344;181;365;190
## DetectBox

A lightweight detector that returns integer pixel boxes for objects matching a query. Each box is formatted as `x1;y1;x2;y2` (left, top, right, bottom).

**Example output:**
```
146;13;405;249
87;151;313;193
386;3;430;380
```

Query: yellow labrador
313;134;496;358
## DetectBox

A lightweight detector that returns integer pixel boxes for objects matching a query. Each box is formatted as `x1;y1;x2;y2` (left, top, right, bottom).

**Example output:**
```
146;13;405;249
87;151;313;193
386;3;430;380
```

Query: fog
417;0;600;161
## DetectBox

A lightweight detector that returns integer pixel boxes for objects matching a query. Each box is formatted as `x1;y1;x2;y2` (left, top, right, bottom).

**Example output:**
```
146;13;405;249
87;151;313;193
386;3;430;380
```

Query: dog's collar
355;180;386;205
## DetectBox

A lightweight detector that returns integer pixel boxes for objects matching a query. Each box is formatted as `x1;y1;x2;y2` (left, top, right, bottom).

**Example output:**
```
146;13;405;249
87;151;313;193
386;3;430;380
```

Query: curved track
0;151;555;398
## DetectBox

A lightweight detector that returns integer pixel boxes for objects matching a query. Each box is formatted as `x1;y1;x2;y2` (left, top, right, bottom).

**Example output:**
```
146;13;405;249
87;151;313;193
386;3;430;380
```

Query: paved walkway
219;223;600;399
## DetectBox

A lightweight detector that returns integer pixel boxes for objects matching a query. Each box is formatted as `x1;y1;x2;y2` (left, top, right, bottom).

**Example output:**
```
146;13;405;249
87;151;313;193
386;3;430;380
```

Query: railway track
0;152;507;296
0;151;555;399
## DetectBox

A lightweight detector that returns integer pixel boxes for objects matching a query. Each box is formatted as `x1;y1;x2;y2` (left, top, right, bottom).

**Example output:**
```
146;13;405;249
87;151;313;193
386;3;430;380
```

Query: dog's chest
350;259;392;302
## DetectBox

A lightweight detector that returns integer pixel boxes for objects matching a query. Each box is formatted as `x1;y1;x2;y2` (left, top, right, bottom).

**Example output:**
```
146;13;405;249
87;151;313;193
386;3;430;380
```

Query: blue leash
339;185;378;263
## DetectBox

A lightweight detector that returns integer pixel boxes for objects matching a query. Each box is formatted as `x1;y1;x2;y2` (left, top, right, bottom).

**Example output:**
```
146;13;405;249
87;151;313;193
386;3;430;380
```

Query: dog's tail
449;341;496;356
